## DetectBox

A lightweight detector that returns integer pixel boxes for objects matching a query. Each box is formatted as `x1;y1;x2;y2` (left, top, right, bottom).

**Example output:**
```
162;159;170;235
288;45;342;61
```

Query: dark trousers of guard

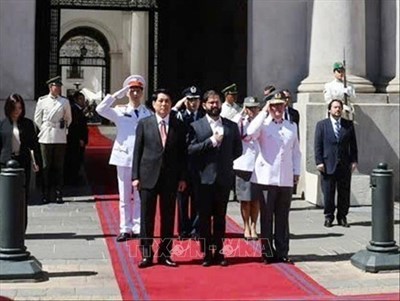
198;183;230;258
255;184;292;259
64;144;85;184
40;143;66;202
321;162;352;222
139;172;177;260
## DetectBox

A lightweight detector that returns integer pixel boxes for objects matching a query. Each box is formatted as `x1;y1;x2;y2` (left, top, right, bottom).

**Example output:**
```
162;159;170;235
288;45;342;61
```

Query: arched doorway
59;26;110;101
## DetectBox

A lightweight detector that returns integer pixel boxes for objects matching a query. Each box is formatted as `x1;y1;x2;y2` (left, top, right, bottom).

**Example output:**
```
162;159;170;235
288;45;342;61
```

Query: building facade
1;0;399;202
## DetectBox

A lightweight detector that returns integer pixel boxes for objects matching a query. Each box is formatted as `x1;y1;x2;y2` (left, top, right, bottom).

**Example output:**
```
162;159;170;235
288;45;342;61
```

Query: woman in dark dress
0;93;40;230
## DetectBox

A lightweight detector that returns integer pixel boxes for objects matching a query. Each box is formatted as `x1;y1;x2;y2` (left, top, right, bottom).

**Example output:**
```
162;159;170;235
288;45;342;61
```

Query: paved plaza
0;126;399;300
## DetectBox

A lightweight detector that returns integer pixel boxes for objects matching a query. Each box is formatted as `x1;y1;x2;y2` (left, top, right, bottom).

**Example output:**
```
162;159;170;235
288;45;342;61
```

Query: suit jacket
286;107;299;126
188;116;242;187
178;109;205;127
132;114;187;189
314;118;358;175
286;107;300;139
0;117;40;167
67;103;88;147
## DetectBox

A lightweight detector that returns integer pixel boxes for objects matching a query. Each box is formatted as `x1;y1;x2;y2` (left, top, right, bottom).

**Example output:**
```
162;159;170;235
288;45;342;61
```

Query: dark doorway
157;0;247;101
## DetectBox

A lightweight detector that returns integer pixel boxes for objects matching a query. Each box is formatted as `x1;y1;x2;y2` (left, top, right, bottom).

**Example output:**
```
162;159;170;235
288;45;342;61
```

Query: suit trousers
116;165;140;234
139;175;177;259
40;143;66;199
177;176;199;236
321;162;352;221
198;183;230;256
254;184;292;258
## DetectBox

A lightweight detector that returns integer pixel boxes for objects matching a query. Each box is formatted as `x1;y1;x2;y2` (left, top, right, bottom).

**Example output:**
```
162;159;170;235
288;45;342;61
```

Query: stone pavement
0;126;399;300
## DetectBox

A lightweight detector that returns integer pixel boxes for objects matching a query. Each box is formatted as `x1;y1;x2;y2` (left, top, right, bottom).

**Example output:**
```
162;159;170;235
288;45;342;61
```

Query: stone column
298;0;375;93
387;0;400;93
130;12;149;94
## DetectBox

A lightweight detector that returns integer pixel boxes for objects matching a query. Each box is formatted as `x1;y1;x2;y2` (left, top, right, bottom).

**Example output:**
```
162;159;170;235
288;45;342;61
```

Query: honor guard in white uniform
324;62;356;119
96;74;152;242
247;92;301;264
34;76;72;204
220;83;242;120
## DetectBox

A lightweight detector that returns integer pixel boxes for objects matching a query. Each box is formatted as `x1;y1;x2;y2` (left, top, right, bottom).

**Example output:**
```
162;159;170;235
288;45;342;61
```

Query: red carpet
86;126;400;301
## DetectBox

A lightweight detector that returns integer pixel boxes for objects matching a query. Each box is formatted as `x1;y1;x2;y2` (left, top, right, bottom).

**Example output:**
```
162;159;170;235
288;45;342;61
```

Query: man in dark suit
173;86;205;239
132;89;187;268
314;99;358;228
282;89;300;136
65;91;88;184
188;90;242;267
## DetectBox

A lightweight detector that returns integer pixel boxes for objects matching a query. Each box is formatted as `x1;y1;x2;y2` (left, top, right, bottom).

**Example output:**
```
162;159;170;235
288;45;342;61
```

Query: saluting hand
262;101;270;114
173;97;187;110
112;86;130;99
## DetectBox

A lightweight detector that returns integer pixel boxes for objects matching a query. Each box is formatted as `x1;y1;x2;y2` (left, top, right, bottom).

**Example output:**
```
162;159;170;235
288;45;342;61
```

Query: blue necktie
334;120;340;140
134;109;139;118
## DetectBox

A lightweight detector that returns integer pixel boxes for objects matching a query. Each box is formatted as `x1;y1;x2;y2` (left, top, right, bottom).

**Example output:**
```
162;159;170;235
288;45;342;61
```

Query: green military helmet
333;62;345;71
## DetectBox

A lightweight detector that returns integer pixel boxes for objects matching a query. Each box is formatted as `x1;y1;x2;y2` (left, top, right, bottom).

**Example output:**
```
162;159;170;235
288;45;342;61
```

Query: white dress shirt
206;114;224;147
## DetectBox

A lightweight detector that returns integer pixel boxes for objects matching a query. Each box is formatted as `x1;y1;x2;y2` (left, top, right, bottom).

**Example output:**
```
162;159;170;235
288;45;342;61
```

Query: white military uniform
96;94;152;234
324;79;356;120
246;111;301;186
324;79;356;103
246;110;301;259
221;101;241;120
34;94;72;143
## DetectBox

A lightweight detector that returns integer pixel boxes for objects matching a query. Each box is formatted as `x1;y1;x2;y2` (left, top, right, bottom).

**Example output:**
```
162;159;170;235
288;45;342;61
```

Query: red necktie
160;120;167;147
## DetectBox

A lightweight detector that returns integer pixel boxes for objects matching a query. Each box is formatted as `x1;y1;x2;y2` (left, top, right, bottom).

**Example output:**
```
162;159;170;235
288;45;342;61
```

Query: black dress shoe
324;219;333;228
337;218;350;228
56;196;64;204
42;197;49;204
158;257;178;267
138;258;153;269
178;232;190;240
277;256;293;264
214;255;228;267
202;255;213;267
131;233;139;239
262;255;277;264
116;232;131;242
191;232;200;240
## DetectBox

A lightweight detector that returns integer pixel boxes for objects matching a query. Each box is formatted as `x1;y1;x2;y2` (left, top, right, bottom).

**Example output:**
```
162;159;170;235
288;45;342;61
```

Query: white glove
112;86;130;99
343;87;351;95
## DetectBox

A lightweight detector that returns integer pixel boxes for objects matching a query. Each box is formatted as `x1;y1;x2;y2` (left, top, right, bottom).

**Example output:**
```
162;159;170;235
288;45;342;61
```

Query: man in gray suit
132;89;187;269
188;90;242;267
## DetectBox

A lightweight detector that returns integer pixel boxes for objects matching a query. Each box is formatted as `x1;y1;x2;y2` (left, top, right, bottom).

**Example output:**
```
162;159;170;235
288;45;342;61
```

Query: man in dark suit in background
314;99;358;228
132;89;187;268
65;91;88;185
281;89;300;137
188;90;242;267
173;86;205;239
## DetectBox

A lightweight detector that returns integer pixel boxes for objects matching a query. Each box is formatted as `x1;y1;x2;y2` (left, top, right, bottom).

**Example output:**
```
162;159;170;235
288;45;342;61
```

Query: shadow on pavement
47;271;98;278
290;233;344;239
25;233;115;240
349;220;400;227
291;252;355;262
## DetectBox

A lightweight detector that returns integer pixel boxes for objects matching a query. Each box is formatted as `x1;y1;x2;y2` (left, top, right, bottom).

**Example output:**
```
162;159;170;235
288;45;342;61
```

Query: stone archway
59;26;110;99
